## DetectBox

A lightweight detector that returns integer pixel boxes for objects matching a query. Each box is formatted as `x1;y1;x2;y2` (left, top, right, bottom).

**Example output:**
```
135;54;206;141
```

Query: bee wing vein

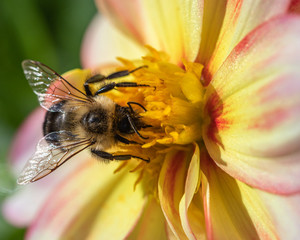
17;131;92;185
22;60;90;111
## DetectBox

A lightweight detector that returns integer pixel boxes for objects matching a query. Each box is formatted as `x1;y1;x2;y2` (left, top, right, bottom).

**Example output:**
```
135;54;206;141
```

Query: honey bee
17;60;150;185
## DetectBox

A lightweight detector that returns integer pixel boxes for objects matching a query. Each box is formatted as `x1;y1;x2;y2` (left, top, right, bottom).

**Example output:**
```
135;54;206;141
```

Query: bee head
81;109;108;134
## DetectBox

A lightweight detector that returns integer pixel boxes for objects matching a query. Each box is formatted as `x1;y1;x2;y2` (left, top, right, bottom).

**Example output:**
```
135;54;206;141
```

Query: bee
17;60;150;185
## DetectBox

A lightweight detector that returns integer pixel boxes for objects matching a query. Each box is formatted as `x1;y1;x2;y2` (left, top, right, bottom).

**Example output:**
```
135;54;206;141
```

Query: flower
3;0;300;239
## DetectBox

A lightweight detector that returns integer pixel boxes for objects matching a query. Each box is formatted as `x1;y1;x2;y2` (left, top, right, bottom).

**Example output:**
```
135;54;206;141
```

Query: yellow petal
203;15;300;194
126;198;168;240
62;68;91;91
203;0;291;82
96;0;203;63
81;14;146;68
158;149;190;240
258;191;300;240
197;0;226;64
166;223;181;240
179;144;206;240
26;160;146;239
86;168;147;239
201;153;277;240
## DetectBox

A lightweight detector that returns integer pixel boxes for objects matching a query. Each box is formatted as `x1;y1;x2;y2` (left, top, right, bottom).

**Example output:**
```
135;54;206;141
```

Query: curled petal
96;0;203;63
201;153;277;240
158;149;190;240
179;144;206;240
165;223;180;240
203;15;300;194
203;0;291;83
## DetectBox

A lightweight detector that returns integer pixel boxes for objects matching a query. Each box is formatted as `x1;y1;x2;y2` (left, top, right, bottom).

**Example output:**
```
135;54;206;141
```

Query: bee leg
115;134;141;145
105;66;147;80
84;66;147;96
84;74;106;96
91;149;150;163
94;82;150;95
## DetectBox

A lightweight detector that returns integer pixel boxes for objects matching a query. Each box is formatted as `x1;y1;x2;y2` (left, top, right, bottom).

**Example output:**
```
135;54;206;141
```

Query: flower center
103;47;205;193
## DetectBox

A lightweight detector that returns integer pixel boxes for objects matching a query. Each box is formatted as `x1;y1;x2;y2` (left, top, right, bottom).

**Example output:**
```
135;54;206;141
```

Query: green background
0;0;97;238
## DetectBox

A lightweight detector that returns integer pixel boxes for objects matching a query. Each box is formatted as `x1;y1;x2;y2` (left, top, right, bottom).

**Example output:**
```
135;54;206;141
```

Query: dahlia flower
3;0;300;239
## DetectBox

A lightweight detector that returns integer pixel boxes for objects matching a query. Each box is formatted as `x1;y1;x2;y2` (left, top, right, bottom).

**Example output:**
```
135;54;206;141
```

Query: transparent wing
17;131;93;185
22;59;91;111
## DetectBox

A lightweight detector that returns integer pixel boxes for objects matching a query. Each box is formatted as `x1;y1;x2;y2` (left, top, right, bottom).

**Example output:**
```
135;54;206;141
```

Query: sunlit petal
81;14;145;69
126;198;168;240
197;0;226;64
201;153;277;240
96;0;203;63
258;191;300;240
203;15;300;194
85;169;147;239
165;223;180;240
26;160;146;239
203;0;291;83
179;144;206;240
158;149;190;240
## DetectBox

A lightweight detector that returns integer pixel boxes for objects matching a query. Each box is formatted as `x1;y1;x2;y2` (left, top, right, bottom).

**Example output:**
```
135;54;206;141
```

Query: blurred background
0;0;97;238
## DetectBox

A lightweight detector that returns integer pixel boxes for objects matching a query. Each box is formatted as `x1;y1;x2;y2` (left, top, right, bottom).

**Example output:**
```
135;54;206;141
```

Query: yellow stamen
104;47;204;194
